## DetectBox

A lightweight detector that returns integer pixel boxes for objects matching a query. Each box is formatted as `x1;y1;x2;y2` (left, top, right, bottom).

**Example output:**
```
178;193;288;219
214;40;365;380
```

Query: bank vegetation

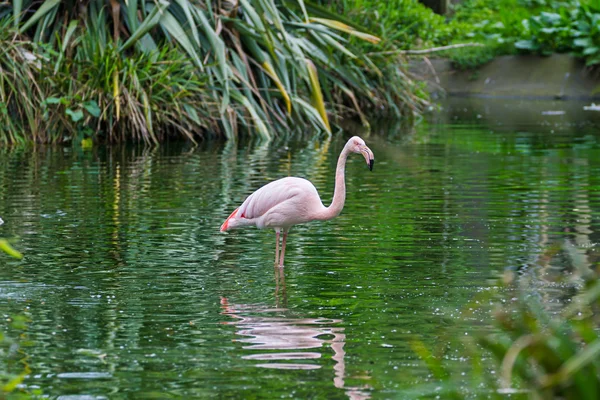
0;0;429;144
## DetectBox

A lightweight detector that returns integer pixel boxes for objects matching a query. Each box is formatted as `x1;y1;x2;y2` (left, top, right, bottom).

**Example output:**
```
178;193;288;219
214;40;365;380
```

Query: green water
1;100;600;398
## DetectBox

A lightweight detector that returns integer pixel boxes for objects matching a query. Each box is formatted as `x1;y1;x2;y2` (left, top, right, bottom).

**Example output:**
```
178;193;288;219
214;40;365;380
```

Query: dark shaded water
1;99;600;398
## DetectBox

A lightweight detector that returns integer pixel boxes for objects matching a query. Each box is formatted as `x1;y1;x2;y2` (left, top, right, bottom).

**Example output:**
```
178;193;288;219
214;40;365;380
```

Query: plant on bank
1;0;428;143
515;0;600;66
451;0;600;68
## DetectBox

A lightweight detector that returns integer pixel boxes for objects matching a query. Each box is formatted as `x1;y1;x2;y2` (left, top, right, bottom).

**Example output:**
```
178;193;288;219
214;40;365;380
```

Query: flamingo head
347;136;374;171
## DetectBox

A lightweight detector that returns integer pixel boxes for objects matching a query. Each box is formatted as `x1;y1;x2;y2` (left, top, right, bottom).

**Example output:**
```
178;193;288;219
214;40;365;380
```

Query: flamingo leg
279;231;288;267
274;230;280;266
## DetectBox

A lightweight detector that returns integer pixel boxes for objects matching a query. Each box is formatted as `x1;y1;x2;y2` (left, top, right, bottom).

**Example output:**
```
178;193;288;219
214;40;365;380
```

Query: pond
1;98;599;398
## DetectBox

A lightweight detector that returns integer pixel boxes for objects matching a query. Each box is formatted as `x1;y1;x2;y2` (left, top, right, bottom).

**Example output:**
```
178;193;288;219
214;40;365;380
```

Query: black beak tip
369;159;374;171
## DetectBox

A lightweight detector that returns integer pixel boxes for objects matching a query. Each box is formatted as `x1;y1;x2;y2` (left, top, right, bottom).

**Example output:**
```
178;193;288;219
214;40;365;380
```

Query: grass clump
0;22;47;144
0;20;213;145
0;0;429;144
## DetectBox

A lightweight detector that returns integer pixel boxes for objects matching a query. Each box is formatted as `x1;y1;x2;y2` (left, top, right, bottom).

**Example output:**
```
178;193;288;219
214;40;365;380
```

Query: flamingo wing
238;177;318;220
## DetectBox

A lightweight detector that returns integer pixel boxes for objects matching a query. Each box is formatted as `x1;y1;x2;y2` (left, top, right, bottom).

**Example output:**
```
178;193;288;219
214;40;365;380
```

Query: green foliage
567;0;600;65
415;248;600;398
335;0;453;49
451;0;600;67
482;276;600;398
444;0;548;69
51;31;213;144
0;19;48;144
1;315;30;397
324;1;600;72
515;10;577;54
514;1;600;65
1;0;428;143
446;41;500;70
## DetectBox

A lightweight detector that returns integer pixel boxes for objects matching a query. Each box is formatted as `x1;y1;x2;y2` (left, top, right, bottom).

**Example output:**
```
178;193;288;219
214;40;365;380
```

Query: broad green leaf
54;20;79;74
287;0;370;32
261;0;285;32
293;97;329;132
515;40;537;50
19;0;60;33
305;59;330;133
160;10;204;70
262;61;292;114
183;104;201;126
13;0;22;27
319;33;357;59
66;108;84;122
43;97;62;105
173;0;201;45
296;0;309;23
121;0;169;51
192;7;228;82
574;37;593;47
233;92;271;140
309;17;380;43
83;101;101;118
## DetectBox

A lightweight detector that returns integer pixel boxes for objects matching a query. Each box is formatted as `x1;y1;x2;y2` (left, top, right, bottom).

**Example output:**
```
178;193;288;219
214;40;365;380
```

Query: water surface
1;99;600;398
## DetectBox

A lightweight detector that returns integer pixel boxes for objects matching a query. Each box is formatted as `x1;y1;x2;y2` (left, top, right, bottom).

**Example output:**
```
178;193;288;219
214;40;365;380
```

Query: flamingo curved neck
320;145;350;221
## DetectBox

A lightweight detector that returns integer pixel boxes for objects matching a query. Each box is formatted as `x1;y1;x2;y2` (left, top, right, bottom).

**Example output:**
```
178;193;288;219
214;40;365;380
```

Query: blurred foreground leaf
0;239;23;259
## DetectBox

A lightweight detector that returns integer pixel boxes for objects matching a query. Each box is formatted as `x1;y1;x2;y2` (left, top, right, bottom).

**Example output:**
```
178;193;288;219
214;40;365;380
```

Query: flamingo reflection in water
220;269;371;399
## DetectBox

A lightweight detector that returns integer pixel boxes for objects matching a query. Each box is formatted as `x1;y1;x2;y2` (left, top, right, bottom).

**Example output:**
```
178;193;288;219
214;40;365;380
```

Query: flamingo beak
361;146;374;171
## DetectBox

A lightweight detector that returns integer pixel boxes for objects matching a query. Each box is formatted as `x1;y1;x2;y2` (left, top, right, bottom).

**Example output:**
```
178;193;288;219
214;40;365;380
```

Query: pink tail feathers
220;207;239;232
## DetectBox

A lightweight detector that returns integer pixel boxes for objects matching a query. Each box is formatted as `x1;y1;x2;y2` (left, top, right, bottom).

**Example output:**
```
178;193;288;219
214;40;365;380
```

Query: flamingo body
221;177;325;232
221;136;374;266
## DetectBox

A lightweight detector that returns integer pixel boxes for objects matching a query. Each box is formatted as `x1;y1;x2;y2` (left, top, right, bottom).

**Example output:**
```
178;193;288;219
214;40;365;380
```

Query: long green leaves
3;0;428;142
18;0;60;33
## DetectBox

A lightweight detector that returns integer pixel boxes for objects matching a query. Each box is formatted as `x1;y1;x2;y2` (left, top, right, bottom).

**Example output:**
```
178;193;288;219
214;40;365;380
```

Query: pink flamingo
220;136;374;267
